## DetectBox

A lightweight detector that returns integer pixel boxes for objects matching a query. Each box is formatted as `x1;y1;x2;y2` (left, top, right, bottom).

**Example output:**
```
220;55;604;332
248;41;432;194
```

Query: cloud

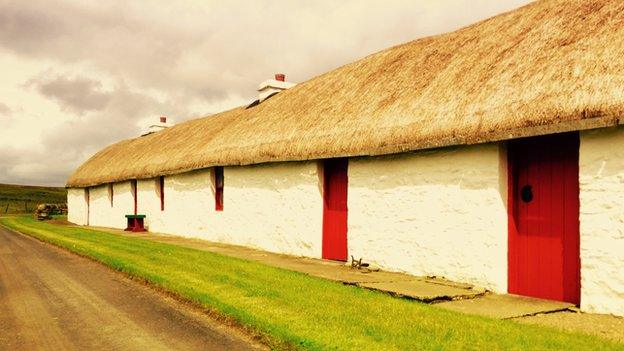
0;145;76;186
0;102;11;115
41;80;192;151
1;74;195;186
28;76;112;113
0;0;533;186
0;0;532;100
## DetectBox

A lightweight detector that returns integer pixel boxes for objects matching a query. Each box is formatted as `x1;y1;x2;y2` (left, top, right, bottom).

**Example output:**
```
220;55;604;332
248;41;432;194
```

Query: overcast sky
0;0;531;186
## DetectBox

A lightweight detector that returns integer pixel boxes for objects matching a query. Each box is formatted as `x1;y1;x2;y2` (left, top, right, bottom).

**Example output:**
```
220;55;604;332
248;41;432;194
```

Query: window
159;176;165;211
108;183;114;207
214;166;224;211
131;180;138;215
85;187;90;226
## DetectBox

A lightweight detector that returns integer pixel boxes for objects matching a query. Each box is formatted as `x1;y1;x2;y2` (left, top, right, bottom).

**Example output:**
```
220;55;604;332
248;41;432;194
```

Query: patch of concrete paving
357;279;486;302
436;294;574;319
514;310;624;343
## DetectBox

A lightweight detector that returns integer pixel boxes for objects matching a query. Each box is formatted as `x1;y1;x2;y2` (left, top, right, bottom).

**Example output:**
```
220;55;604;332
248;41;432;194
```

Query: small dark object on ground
349;255;380;273
350;255;367;269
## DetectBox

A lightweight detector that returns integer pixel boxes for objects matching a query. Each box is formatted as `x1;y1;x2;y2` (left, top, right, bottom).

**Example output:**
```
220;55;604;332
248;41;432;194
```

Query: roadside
92;223;624;342
0;225;265;351
1;215;621;350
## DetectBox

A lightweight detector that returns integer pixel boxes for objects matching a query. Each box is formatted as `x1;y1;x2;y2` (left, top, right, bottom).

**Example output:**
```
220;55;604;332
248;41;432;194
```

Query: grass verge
1;215;621;351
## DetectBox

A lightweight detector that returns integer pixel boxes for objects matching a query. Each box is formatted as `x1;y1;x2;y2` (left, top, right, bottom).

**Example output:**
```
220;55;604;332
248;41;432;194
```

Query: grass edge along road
1;215;621;351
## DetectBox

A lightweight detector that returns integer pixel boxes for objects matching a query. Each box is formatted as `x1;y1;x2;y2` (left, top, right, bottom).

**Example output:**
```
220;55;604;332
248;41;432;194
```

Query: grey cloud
0;0;532;101
29;76;112;113
0;3;66;56
0;102;11;127
0;102;11;115
0;86;193;186
40;78;193;168
0;145;76;186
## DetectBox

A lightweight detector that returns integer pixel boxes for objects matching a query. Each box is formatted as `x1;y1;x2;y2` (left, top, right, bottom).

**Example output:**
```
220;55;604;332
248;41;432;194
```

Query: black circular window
521;185;533;203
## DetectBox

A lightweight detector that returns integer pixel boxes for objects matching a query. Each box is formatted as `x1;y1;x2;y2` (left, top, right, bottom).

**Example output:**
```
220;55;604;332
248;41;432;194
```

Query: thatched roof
67;0;624;187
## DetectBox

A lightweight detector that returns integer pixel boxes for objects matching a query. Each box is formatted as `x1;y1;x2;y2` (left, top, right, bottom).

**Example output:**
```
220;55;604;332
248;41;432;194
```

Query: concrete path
436;294;574;319
0;226;265;351
514;310;624;343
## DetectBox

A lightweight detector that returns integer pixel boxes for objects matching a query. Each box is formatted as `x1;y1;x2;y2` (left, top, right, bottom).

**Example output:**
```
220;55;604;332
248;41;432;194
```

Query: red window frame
85;187;90;226
108;183;114;207
214;166;224;211
131;180;138;215
159;176;165;211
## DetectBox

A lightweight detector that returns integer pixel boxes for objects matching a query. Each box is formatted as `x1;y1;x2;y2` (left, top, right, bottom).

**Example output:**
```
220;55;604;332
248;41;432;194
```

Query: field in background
0;183;67;214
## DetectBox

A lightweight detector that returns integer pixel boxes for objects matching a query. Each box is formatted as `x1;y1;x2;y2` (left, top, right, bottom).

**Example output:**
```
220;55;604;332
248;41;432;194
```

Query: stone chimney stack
142;116;171;136
257;73;295;102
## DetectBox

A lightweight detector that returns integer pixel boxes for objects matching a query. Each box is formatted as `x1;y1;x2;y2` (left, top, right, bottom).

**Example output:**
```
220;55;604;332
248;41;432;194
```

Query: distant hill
0;183;67;214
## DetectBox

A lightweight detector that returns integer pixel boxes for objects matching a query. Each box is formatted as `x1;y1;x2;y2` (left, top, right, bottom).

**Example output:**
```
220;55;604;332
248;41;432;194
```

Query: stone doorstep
357;280;487;303
436;293;575;319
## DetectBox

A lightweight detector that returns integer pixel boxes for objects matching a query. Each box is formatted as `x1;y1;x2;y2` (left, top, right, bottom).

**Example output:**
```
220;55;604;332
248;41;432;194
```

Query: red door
508;132;580;304
322;158;348;261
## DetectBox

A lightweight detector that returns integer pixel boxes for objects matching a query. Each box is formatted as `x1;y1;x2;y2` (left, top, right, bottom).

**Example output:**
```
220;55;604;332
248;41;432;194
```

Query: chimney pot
257;74;295;102
160;116;167;123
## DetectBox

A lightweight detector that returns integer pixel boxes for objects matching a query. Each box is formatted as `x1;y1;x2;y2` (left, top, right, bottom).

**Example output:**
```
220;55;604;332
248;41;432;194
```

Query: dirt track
0;226;265;351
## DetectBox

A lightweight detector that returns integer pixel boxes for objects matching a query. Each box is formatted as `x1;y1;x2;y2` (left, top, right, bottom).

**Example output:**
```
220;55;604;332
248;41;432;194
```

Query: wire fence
1;200;36;214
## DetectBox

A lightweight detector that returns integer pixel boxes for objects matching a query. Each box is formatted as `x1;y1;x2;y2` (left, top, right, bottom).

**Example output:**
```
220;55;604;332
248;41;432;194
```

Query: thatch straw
67;0;624;187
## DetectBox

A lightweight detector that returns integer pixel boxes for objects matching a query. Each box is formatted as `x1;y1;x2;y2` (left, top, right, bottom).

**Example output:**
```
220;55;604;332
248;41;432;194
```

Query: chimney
142;116;171;136
257;73;295;102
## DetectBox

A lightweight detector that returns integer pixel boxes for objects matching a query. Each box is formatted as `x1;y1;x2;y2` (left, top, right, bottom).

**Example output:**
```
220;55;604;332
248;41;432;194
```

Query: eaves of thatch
67;0;624;187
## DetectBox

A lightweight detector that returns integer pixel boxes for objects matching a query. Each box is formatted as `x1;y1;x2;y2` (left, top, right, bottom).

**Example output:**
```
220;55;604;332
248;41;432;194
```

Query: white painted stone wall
88;181;134;229
348;144;509;292
67;187;87;225
137;178;162;229
146;162;324;258
579;126;624;316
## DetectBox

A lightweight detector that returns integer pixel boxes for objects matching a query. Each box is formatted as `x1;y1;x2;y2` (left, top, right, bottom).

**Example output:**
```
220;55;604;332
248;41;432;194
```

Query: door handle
521;185;533;203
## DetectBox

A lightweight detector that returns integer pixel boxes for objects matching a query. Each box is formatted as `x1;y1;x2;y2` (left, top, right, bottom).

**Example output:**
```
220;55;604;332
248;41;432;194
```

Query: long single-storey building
67;0;624;316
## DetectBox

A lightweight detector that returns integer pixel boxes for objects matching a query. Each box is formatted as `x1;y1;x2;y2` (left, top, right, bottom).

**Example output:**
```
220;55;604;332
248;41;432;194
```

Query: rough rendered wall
148;162;323;258
579;127;624;316
67;188;87;225
224;162;323;257
348;144;508;291
148;170;211;237
137;178;162;229
88;182;133;229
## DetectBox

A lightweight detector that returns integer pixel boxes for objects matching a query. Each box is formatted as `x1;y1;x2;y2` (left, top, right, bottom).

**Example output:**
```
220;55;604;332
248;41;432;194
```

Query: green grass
0;183;66;214
1;215;621;351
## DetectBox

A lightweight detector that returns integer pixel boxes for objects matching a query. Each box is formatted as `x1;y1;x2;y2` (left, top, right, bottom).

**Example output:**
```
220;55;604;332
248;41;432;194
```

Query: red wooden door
322;158;348;261
508;132;580;304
